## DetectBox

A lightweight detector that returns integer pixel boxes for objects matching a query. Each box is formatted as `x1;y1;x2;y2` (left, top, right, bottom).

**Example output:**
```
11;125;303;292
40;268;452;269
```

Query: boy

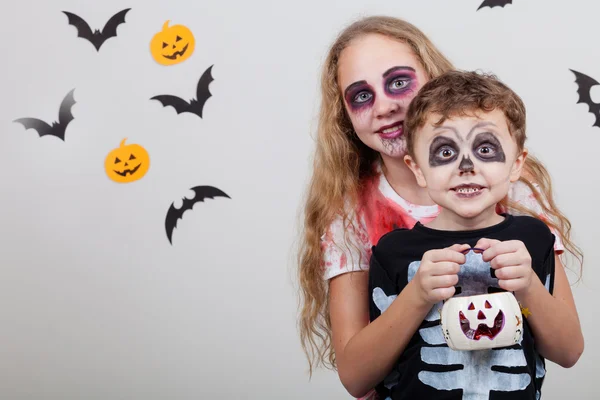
368;71;575;399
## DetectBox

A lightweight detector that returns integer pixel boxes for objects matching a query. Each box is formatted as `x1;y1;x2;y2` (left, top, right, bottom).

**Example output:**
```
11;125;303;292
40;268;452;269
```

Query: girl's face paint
337;33;429;159
344;81;375;112
383;67;419;99
344;67;419;113
406;109;526;226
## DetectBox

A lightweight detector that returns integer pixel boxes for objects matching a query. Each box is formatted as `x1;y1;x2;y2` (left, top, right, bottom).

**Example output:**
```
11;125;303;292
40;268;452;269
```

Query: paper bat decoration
165;185;231;244
151;65;214;119
13;89;76;141
62;8;131;51
477;0;513;10
570;69;600;128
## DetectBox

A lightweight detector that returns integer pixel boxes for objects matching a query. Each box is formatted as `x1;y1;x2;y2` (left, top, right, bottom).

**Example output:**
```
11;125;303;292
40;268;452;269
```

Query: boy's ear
404;154;427;188
509;148;528;182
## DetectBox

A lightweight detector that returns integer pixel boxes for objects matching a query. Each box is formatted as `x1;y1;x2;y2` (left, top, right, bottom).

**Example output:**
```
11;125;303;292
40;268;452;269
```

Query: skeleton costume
368;214;555;400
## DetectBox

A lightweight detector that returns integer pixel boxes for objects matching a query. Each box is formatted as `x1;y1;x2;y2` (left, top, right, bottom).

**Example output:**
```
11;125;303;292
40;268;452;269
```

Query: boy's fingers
448;243;471;252
428;274;459;289
482;240;519;261
474;237;501;250
494;265;522;279
431;287;456;302
429;261;460;276
428;248;467;264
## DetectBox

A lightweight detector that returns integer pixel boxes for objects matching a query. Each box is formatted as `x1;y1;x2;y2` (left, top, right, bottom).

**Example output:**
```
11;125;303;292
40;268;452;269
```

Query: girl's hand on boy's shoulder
474;238;534;295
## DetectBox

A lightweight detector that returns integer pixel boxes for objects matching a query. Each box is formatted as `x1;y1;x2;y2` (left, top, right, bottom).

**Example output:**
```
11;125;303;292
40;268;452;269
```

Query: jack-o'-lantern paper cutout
105;138;150;183
150;20;195;65
441;292;523;351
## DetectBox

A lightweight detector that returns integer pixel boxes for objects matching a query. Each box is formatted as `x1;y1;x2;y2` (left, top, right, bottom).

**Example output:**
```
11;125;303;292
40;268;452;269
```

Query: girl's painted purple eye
385;74;415;96
345;86;375;111
354;91;373;104
389;78;409;91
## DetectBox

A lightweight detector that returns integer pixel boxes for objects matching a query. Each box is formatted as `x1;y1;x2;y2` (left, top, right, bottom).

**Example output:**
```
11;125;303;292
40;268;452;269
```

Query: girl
297;15;583;399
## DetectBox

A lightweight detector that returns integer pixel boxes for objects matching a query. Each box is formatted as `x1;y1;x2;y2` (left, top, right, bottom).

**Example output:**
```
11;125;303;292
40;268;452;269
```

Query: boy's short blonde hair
404;70;527;158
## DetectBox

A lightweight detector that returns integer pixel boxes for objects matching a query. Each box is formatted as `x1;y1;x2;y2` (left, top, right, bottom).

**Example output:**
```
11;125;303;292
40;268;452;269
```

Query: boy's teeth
456;187;480;193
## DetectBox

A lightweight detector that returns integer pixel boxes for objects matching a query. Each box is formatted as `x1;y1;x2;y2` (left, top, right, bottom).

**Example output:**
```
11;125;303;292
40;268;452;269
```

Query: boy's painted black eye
440;148;454;158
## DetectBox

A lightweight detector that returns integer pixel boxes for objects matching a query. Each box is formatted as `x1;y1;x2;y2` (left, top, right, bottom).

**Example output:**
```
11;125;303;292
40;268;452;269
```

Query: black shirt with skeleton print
369;214;555;400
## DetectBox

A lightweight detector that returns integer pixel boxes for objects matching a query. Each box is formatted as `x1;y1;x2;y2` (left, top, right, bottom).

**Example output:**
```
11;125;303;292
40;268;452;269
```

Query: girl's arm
329;271;430;398
516;254;584;368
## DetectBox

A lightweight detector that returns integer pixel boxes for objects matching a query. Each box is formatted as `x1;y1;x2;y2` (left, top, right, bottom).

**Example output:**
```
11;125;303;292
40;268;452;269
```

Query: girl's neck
425;206;505;231
381;154;436;206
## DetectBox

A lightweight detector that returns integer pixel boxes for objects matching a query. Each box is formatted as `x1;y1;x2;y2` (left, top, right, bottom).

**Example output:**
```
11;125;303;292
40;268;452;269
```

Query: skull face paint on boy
406;109;526;228
428;130;507;168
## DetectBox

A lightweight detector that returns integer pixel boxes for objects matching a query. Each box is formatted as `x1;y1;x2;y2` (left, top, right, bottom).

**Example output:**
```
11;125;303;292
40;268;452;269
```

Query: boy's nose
458;156;474;173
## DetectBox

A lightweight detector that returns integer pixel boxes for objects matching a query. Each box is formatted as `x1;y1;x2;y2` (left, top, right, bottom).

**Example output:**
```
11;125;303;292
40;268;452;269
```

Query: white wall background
0;0;598;398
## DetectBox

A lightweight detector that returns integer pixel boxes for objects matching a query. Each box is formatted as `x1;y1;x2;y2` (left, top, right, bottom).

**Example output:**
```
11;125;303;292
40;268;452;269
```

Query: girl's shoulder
508;180;539;202
506;180;565;253
359;161;440;219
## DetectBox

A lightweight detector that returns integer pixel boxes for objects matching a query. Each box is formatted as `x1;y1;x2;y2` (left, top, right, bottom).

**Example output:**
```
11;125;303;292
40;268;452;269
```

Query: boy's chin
452;206;498;222
434;200;490;220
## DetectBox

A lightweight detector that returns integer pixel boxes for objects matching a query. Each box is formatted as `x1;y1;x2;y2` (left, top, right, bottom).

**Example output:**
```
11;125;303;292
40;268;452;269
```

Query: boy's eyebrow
382;66;416;78
433;121;497;141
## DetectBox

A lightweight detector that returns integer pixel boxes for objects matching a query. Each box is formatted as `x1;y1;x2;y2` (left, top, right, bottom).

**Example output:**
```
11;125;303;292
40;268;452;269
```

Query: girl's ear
404;154;427;188
510;148;528;182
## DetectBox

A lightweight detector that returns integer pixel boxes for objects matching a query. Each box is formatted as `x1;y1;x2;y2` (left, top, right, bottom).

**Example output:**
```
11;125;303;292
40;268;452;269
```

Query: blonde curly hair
297;15;582;377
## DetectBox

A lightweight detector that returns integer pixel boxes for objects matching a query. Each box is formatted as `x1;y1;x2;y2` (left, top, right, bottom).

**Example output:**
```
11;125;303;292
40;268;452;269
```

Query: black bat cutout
165;185;231;244
477;0;513;10
62;8;131;51
151;65;214;119
570;69;600;128
13;89;76;141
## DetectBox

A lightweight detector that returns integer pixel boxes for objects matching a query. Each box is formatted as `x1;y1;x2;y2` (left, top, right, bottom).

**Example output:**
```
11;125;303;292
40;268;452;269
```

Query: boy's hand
475;238;535;296
412;243;470;305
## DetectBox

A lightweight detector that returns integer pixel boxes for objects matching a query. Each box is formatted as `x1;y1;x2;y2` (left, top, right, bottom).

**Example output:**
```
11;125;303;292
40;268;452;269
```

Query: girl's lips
377;122;403;140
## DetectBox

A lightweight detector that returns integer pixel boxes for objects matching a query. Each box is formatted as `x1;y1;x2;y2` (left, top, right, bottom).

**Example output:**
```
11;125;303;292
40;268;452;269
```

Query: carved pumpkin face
105;138;150;183
441;292;522;351
150;20;195;65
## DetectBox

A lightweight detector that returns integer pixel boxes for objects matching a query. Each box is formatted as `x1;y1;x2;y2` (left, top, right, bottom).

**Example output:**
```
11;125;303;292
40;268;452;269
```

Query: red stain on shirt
357;173;436;246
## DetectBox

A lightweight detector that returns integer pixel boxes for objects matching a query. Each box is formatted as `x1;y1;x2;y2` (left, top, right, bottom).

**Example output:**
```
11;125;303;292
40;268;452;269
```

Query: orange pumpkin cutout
105;139;150;183
150;20;195;65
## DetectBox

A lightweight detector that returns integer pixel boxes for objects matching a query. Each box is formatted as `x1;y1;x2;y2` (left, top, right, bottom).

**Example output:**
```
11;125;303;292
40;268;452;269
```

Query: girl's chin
378;139;407;159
